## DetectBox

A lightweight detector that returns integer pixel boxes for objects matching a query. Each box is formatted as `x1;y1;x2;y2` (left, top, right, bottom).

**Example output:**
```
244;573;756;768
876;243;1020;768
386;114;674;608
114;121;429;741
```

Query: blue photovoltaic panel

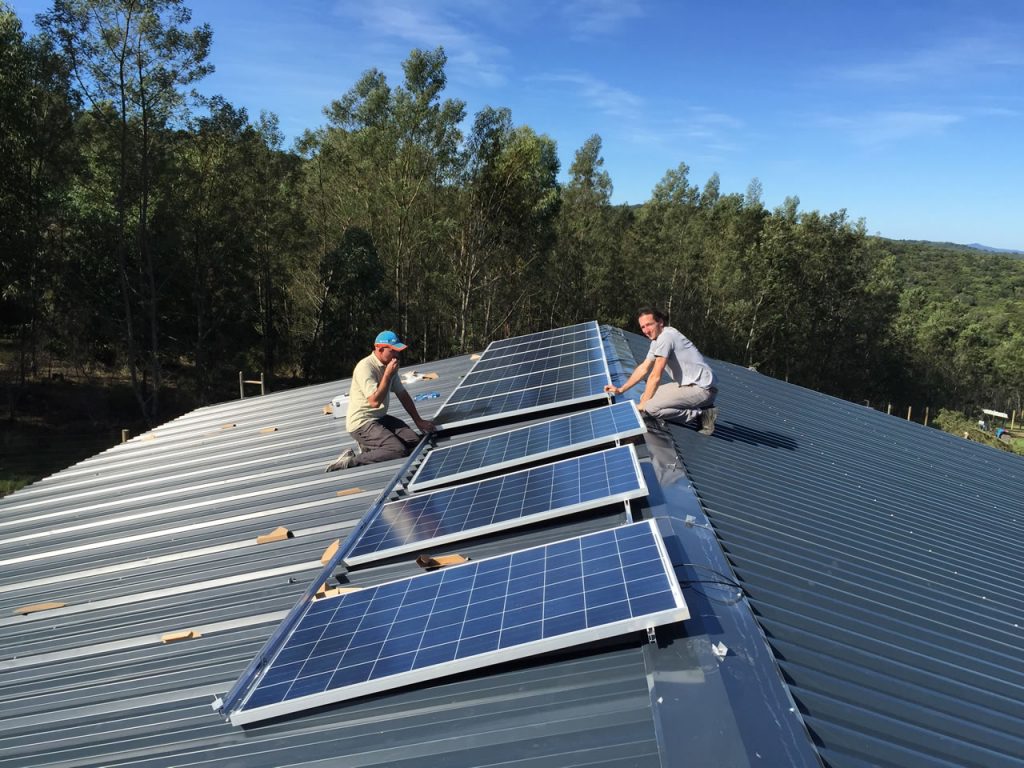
462;342;604;384
409;401;647;492
435;322;610;429
447;359;607;405
477;331;597;363
482;322;596;356
344;444;648;566
229;520;688;725
437;374;609;429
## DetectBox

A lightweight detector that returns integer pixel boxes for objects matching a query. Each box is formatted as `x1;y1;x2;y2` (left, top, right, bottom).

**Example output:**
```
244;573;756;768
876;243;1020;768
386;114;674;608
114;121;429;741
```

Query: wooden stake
256;526;293;544
886;403;892;415
317;586;363;599
162;629;201;643
14;601;66;615
416;553;469;570
906;406;912;421
924;407;929;426
320;539;340;565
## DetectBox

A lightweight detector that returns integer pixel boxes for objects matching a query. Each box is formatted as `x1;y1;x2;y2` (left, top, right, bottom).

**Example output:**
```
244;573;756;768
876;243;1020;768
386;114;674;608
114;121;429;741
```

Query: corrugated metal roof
0;332;836;768
667;355;1024;768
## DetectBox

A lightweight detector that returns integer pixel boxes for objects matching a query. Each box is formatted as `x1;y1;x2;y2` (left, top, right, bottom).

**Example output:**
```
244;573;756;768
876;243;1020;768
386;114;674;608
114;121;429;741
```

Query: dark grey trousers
349;415;419;465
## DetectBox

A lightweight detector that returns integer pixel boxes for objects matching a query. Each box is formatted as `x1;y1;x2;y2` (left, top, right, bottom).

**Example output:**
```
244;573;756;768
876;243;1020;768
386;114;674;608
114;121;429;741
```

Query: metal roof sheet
666;352;1024;768
0;332;838;768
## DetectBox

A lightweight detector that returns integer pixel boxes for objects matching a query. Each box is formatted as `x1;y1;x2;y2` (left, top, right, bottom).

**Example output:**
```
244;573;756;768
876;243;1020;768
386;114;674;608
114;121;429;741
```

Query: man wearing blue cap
325;330;436;471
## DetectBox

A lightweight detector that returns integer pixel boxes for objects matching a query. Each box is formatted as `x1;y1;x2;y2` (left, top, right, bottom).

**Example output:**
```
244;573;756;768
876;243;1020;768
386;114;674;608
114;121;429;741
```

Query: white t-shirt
646;326;716;388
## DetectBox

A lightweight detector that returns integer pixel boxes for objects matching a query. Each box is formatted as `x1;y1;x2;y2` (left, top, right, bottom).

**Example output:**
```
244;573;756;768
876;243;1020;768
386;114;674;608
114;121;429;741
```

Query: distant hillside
881;238;1022;257
870;236;1024;304
966;243;1024;257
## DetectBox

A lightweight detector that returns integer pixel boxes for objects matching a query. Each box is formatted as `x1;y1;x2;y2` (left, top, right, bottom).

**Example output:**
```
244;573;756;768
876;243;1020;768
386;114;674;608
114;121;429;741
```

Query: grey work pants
643;384;717;423
349;415;419;465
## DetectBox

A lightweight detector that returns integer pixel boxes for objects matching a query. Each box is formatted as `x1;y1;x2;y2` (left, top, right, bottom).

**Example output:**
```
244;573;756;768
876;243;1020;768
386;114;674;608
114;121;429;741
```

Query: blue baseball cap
374;330;408;351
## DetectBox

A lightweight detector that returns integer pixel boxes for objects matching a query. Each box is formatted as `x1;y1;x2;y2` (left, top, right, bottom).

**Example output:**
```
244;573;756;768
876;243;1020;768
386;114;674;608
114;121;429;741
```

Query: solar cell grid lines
344;444;648;566
435;322;611;429
436;375;609;428
447;359;607;405
462;341;604;381
482;322;597;356
409;401;646;492
229;520;688;725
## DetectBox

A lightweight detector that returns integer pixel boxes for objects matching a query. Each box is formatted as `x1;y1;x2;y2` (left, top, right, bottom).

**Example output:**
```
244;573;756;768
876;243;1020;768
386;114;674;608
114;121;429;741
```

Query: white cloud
540;72;645;119
838;34;1024;87
821;110;962;146
628;106;744;157
562;0;644;39
333;1;508;87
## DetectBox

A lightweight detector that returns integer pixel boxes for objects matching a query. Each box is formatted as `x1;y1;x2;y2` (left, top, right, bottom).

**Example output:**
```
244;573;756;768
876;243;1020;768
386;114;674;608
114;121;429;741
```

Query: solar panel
483;322;596;356
229;519;688;725
409;401;647;492
447;358;607;405
435;322;611;429
461;342;604;384
344;444;648;566
437;375;609;429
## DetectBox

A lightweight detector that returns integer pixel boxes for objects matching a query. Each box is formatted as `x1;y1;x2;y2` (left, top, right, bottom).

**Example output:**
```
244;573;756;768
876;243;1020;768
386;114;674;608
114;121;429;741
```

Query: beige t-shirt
345;352;406;432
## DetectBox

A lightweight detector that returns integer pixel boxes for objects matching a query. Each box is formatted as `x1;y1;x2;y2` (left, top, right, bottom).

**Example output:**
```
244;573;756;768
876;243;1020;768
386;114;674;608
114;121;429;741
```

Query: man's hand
415;418;436;433
604;383;621;395
384;358;400;379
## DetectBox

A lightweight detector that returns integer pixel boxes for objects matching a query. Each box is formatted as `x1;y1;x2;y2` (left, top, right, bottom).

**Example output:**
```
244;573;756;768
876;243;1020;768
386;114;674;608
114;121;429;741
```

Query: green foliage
930;408;1024;455
0;4;79;417
39;0;213;420
2;11;1020;442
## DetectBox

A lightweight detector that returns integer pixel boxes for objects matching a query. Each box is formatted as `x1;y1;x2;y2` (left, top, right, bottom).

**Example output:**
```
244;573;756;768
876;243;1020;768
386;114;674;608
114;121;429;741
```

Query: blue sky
12;0;1024;249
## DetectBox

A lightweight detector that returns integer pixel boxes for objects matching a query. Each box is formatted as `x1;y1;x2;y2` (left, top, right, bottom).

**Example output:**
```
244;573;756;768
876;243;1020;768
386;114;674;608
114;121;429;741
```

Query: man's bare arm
397;389;435;433
639;356;668;408
366;358;399;407
604;358;654;395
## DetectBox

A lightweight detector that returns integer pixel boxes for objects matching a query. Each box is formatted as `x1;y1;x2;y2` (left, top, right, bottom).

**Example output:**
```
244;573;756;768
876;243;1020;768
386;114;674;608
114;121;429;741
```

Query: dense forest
3;1;1023;438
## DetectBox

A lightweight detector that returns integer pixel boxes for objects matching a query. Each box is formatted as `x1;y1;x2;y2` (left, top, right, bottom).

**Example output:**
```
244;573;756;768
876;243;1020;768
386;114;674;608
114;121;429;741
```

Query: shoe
699;407;718;436
325;448;356;472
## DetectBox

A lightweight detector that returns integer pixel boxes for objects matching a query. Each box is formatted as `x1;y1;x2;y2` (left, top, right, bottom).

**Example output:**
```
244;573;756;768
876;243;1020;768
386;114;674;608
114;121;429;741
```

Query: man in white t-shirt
604;308;718;435
325;330;436;471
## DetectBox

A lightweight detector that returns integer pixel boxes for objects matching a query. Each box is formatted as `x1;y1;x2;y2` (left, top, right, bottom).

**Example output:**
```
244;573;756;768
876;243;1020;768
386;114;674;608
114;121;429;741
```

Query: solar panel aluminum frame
343;444;650;567
407;401;647;493
228;519;688;726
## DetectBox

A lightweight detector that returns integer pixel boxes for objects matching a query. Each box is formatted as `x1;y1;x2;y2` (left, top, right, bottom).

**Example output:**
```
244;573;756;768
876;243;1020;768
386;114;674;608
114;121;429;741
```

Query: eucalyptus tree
731;196;803;376
40;0;211;419
549;134;621;326
692;186;766;359
0;5;77;414
317;47;465;355
447;106;560;351
155;100;301;401
786;208;884;395
629;162;701;325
